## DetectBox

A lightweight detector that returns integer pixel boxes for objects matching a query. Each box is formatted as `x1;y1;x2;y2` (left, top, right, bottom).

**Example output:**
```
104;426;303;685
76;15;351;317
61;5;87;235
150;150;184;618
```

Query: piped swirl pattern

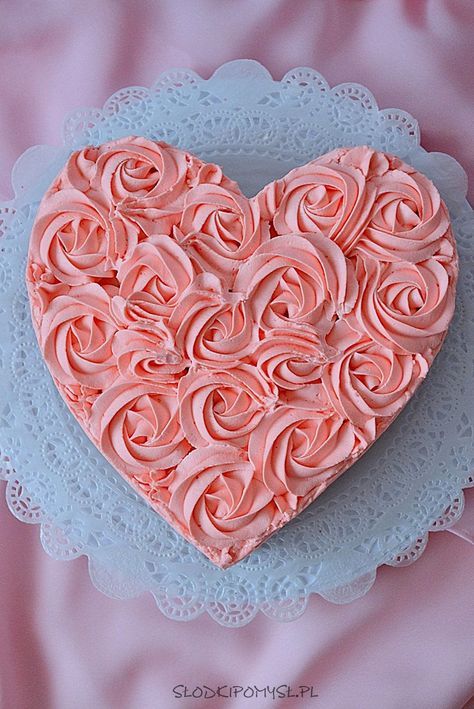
26;137;458;567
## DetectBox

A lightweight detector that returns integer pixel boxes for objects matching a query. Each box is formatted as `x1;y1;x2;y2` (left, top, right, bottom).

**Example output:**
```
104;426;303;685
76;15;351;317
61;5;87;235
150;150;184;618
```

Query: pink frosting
323;320;429;440
39;283;119;389
357;168;452;263
28;187;140;285
59;382;101;425
112;323;187;383
60;145;99;192
91;137;190;205
186;161;241;194
253;326;335;390
177;183;269;284
271;155;376;252
353;252;456;354
170;273;259;367
112;234;195;324
89;379;190;474
248;408;361;511
26;138;458;568
234;233;358;333
168;446;277;552
178;364;278;447
60;137;194;239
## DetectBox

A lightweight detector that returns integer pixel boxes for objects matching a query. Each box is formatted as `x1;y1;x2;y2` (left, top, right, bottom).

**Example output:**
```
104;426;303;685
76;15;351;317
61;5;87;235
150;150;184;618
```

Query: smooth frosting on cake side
26;137;458;567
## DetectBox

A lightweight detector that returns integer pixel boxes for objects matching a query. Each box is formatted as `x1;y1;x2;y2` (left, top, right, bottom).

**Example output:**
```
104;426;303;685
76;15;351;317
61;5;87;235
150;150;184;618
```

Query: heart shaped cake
26;137;458;567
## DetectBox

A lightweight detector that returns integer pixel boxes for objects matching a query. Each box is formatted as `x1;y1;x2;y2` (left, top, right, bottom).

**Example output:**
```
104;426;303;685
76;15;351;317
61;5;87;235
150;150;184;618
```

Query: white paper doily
0;61;473;627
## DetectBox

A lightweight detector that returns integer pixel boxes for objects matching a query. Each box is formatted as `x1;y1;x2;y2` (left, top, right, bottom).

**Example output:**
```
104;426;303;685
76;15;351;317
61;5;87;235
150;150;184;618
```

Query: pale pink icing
186;161;241;193
112;323;187;383
233;232;358;333
323;320;429;440
29;187;140;285
177;183;269;284
253;326;334;390
272;157;376;252
177;364;278;447
59;382;101;425
60;145;99;192
112;234;195;324
357;170;452;263
91;137;190;204
26;138;458;568
168;445;277;549
89;379;190;474
353;252;456;354
248;408;361;511
39;283;119;389
170;273;259;367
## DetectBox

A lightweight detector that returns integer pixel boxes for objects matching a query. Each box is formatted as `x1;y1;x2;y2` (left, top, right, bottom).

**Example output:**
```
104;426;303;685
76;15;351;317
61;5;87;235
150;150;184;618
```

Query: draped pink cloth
0;2;473;707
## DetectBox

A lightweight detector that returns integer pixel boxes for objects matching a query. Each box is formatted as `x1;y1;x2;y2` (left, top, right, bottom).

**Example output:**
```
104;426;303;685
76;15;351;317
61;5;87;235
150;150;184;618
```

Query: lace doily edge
1;59;469;216
1;473;472;626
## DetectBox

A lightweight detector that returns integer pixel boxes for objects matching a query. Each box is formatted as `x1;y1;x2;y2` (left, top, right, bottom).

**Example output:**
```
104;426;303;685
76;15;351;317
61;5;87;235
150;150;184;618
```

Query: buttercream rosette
26;137;458;567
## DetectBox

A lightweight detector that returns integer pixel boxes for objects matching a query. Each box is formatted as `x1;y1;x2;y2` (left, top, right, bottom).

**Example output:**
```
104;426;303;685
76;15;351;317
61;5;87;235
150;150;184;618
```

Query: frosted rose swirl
26;138;458;568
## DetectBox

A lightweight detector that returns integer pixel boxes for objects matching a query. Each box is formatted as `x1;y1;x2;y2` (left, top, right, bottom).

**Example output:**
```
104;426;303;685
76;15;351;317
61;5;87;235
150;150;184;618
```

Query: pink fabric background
0;2;473;707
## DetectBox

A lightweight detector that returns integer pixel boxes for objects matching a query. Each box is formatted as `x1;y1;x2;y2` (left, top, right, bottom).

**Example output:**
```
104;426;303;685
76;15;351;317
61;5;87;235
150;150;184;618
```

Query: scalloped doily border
1;475;471;621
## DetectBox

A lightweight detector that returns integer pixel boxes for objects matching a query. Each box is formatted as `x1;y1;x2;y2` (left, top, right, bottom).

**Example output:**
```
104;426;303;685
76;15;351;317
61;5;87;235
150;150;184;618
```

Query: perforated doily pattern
0;61;473;627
